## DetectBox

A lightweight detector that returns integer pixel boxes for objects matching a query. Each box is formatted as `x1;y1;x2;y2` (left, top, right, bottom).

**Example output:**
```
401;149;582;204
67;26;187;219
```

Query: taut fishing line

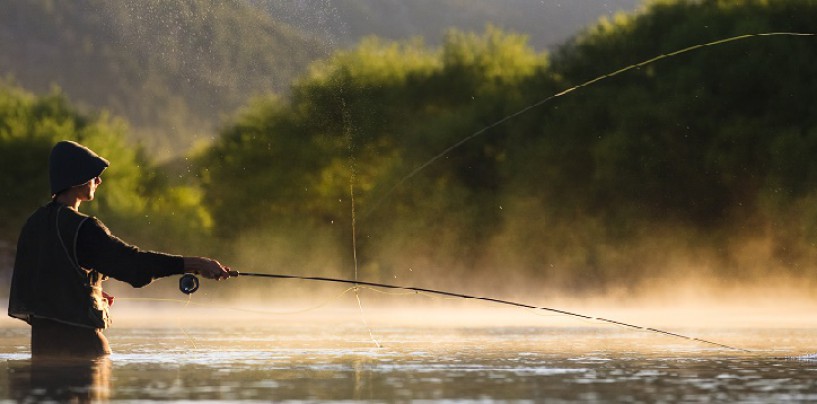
340;88;382;348
364;32;816;217
292;31;815;352
176;33;814;353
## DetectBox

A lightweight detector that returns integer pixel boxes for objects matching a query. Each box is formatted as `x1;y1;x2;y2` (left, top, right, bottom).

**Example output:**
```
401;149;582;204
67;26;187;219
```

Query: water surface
2;318;816;402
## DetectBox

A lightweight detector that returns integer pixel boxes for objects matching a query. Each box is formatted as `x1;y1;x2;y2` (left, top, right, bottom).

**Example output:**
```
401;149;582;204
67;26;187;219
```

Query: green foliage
0;84;79;236
202;1;817;291
540;0;817;223
507;0;817;284
7;0;816;292
0;81;212;251
201;27;552;277
442;25;542;85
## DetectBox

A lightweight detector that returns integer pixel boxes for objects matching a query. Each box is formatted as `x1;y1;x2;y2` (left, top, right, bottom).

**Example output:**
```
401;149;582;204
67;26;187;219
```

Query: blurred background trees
0;82;211;252
3;0;817;294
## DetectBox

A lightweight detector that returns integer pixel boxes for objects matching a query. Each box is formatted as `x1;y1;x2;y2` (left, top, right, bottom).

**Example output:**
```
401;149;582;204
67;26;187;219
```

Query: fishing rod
178;271;750;352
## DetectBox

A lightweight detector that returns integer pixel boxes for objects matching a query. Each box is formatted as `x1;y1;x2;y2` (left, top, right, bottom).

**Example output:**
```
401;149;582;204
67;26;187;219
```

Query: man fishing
7;140;232;358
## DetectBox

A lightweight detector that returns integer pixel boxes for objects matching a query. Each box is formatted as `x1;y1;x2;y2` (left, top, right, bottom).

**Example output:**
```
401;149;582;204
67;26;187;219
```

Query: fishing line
163;33;817;353
364;32;816;216
350;166;382;347
340;88;382;348
210;270;751;353
327;32;813;353
179;293;198;349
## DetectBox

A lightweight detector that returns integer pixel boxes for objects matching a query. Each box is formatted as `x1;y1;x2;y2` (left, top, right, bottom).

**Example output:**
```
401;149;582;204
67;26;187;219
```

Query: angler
7;140;232;359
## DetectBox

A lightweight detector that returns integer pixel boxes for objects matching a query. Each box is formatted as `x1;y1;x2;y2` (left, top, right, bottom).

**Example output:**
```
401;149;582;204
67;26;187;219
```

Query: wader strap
55;205;91;280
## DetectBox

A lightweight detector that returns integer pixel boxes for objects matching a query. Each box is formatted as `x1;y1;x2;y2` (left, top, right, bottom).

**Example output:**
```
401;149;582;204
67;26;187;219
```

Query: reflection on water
1;323;817;401
7;357;110;402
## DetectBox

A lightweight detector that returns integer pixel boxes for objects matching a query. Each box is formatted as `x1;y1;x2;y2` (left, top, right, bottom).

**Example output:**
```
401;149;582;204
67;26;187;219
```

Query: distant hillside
254;0;640;50
0;0;639;158
0;0;326;158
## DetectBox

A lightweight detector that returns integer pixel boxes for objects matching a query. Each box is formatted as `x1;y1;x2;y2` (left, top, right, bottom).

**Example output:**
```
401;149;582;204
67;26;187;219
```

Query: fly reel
179;274;200;294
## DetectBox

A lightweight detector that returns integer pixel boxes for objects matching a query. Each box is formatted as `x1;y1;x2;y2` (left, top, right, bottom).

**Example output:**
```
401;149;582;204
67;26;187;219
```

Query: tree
0;81;211;252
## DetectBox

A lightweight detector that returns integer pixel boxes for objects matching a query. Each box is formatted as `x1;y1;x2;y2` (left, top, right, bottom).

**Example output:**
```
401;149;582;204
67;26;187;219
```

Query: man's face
78;176;102;201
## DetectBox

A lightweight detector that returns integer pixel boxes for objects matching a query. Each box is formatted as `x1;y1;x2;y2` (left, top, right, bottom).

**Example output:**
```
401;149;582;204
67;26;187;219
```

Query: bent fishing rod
178;271;750;353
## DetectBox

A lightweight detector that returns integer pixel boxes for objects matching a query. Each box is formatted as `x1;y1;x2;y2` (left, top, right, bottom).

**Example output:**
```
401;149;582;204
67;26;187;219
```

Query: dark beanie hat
49;140;110;195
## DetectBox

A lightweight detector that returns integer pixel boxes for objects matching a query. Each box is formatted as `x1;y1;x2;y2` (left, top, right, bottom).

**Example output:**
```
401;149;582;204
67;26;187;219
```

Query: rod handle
229;270;240;277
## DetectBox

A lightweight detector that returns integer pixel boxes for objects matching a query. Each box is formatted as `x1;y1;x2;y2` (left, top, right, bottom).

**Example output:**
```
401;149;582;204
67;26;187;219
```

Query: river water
1;304;816;402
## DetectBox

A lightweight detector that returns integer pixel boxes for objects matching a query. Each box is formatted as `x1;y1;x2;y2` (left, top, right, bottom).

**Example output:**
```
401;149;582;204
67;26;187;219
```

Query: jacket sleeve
76;217;185;287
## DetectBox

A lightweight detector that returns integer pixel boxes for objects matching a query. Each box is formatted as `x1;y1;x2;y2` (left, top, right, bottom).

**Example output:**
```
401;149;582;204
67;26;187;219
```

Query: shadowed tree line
3;0;817;294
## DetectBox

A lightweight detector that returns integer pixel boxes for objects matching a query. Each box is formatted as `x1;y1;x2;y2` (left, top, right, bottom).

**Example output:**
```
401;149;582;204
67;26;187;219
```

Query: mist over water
3;2;817;401
2;319;817;402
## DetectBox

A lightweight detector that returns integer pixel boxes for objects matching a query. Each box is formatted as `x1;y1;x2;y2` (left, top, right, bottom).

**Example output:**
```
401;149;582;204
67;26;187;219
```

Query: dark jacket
8;202;184;329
